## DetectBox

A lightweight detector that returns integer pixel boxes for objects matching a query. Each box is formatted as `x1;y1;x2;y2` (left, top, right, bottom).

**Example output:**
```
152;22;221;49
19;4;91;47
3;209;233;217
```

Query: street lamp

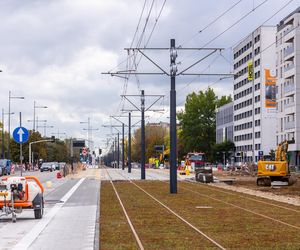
80;118;91;149
33;100;47;131
1;108;14;159
8;90;25;159
36;123;54;137
51;129;66;140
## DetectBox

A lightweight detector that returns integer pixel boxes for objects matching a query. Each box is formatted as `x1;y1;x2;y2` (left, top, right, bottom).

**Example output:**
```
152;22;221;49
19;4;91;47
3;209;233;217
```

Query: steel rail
104;168;144;250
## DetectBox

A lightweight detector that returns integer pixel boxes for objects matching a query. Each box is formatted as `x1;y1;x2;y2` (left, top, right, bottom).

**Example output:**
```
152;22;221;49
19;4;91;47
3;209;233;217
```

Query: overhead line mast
103;40;233;194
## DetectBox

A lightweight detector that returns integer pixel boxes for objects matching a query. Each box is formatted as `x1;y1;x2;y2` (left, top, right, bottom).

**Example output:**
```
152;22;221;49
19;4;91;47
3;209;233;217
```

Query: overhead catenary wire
149;0;296;123
112;0;296;135
180;0;244;47
114;0;167;118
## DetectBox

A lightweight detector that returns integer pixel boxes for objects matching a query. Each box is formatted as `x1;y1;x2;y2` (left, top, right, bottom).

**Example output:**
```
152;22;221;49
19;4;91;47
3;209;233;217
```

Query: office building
233;26;277;163
216;102;234;144
276;7;300;165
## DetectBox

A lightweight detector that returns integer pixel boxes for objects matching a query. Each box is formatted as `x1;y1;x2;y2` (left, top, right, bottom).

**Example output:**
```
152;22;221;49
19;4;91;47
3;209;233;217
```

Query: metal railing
285;120;295;130
284;82;295;94
284;45;294;58
284;63;295;72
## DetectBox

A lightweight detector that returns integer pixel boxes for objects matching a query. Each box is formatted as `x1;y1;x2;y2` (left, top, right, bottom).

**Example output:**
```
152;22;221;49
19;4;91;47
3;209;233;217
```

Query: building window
255;132;261;138
255;107;261;114
255;119;261;126
255;95;260;103
255;83;261;90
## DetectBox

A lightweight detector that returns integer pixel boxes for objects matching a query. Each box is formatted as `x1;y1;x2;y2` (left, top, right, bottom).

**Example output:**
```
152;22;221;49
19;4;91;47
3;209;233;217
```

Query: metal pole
113;140;115;168
33;100;36;131
20;112;23;176
128;112;131;173
29;142;32;166
122;123;125;170
1;108;4;159
170;38;177;193
8;91;11;159
117;133;120;169
141;90;145;179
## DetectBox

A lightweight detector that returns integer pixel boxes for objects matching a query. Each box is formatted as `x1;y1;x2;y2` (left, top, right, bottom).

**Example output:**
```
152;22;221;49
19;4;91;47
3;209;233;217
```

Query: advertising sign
265;69;276;108
248;61;253;81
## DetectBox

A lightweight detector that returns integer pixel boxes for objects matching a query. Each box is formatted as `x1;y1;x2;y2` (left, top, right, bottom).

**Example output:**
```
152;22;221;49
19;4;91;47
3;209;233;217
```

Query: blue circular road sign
13;126;29;144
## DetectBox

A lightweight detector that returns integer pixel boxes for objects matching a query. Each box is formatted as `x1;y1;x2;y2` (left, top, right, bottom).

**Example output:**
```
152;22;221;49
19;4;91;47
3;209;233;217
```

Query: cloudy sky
0;0;299;152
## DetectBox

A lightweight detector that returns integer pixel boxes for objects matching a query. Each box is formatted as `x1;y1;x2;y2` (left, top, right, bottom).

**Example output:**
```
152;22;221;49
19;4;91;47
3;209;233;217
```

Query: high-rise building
216;102;234;144
233;26;277;163
276;7;300;165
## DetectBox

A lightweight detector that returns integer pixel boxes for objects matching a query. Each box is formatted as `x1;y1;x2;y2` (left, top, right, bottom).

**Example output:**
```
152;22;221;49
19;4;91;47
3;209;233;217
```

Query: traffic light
99;149;102;155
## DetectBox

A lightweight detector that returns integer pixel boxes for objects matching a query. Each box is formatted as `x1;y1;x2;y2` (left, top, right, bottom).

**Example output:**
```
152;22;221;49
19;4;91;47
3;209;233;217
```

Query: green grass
100;180;300;250
100;181;138;250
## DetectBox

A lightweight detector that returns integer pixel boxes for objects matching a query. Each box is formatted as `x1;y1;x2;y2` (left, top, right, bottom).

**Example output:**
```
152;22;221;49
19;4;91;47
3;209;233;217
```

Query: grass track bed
100;181;138;250
137;181;300;249
100;179;300;249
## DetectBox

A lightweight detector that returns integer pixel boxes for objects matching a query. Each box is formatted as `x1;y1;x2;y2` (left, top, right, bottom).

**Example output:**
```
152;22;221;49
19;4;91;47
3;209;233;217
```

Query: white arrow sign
17;127;25;143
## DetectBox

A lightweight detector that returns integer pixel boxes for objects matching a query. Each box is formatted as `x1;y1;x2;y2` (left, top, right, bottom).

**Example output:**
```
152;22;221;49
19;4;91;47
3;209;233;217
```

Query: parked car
40;162;55;172
58;162;66;170
0;159;11;176
54;162;60;170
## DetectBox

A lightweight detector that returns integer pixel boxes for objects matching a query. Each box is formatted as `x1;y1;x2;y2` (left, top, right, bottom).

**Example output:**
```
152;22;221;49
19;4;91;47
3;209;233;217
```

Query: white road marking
13;178;85;250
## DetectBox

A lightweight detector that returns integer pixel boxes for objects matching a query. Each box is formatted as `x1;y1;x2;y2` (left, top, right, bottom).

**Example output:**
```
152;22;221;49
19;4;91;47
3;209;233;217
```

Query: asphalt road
0;169;100;250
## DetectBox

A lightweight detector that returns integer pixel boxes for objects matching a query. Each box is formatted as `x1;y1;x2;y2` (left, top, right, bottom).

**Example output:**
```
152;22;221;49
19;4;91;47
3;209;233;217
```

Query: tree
177;88;232;161
10;131;46;163
212;140;235;163
131;125;168;162
269;149;276;160
0;122;9;158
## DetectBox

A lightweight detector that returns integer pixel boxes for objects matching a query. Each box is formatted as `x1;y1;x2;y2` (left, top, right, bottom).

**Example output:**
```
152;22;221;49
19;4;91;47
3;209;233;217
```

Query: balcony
284;82;295;94
285;120;295;130
284;101;295;108
284;63;295;72
284;45;294;58
283;25;294;36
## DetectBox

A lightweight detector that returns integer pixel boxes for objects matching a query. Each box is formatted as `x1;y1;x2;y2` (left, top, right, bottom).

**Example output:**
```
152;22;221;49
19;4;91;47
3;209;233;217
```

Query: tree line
126;87;234;164
0;127;70;163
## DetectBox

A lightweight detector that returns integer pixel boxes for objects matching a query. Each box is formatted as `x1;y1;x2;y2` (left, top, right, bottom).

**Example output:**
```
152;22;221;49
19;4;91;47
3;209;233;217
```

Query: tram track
102;166;226;249
101;167;300;249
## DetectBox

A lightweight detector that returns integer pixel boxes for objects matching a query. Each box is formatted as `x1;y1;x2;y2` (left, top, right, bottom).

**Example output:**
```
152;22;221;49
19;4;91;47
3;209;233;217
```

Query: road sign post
12;113;29;176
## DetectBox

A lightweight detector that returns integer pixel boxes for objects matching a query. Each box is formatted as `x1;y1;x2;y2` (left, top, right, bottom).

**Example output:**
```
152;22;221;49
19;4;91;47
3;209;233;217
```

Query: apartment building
276;7;300;166
216;102;234;144
233;26;277;163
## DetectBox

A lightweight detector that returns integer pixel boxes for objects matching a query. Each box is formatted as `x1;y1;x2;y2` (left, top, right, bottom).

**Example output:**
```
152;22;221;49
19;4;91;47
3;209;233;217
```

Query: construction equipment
257;140;297;186
159;149;170;168
0;176;44;222
181;152;213;182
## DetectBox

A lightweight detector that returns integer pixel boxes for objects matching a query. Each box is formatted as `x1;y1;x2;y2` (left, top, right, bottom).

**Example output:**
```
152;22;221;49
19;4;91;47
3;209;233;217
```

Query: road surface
0;169;100;250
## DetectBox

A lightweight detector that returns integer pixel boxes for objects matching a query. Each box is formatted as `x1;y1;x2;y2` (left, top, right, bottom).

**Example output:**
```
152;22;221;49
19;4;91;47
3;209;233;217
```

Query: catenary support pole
122;123;125;170
170;39;177;193
128;112;131;173
117;132;120;169
141;90;145;180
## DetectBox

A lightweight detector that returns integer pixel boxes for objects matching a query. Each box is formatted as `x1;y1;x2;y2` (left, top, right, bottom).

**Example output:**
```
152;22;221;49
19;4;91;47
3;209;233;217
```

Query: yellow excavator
257;140;297;186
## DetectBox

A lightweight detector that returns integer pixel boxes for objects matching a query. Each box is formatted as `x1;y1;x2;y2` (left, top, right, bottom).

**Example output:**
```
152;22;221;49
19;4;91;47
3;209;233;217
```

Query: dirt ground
213;171;300;206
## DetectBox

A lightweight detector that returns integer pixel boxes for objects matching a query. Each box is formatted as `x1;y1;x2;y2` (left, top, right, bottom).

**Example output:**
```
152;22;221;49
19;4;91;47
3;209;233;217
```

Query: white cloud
0;0;300;149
